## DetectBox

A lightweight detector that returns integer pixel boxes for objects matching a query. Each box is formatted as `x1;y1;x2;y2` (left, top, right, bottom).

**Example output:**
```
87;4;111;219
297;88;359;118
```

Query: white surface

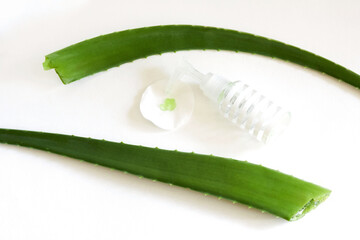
1;0;360;239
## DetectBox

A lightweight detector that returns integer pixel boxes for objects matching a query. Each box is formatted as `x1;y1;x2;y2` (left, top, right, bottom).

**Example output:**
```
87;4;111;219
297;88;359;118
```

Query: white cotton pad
140;79;194;130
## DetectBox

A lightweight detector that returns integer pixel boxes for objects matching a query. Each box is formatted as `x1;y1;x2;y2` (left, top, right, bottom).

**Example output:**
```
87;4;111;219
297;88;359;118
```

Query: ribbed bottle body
218;81;290;143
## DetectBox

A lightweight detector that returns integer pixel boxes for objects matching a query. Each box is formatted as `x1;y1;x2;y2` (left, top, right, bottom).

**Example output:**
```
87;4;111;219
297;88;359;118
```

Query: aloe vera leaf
0;128;330;221
43;25;360;89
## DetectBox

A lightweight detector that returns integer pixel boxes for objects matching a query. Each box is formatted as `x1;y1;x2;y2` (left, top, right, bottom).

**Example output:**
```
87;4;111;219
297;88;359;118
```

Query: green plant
0;128;330;221
43;25;360;89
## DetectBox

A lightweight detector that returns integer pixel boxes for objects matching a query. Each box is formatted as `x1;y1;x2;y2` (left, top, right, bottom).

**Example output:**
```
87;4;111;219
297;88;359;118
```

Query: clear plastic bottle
177;61;291;143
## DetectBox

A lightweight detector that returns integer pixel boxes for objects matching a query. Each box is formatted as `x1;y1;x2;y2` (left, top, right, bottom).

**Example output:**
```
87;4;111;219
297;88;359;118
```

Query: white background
1;0;360;239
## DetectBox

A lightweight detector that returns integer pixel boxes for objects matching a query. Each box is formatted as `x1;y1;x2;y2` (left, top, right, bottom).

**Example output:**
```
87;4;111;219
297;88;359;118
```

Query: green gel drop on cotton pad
160;98;176;111
140;78;194;130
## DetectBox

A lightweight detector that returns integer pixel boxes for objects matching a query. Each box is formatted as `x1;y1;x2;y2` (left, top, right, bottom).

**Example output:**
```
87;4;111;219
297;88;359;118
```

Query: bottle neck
200;74;230;102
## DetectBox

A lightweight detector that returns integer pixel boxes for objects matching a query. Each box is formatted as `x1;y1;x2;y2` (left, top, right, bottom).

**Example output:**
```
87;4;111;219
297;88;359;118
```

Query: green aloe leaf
43;25;360;89
0;128;330;221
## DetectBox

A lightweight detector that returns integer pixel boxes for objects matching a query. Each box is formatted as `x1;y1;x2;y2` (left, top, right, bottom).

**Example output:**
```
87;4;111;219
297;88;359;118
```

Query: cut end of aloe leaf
43;57;71;85
43;57;52;70
290;192;331;221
